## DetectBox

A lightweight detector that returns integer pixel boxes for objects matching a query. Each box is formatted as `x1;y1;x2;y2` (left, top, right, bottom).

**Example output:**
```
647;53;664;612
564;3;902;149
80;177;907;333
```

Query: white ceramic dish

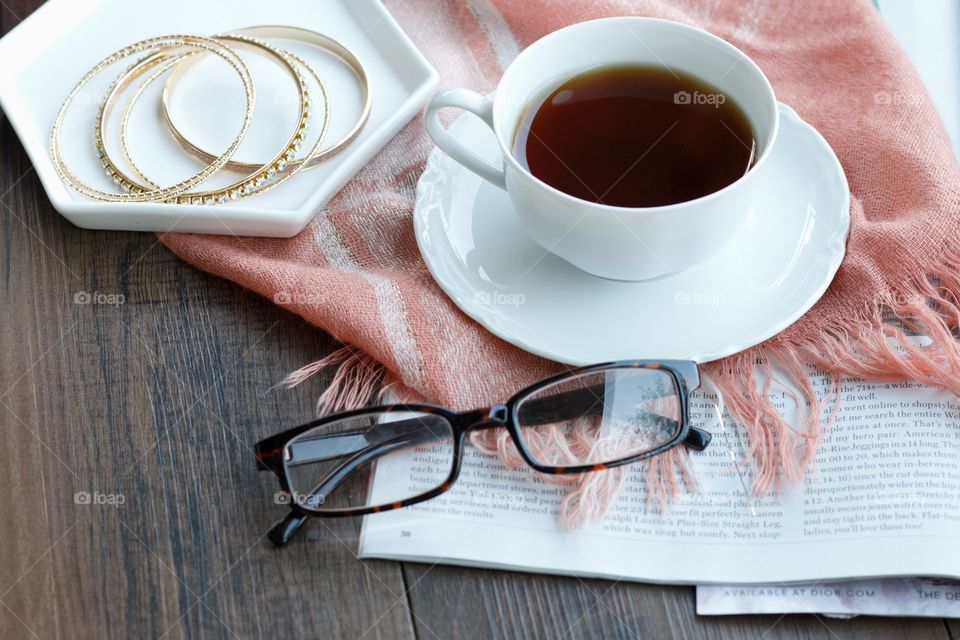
414;102;850;365
0;0;437;236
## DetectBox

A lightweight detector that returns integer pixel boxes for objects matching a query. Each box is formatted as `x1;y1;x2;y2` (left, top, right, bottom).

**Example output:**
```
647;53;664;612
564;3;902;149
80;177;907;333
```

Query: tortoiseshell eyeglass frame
254;360;711;546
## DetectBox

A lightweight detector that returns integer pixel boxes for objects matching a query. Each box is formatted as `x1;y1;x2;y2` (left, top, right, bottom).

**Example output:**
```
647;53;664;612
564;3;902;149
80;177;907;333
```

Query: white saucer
414;103;850;365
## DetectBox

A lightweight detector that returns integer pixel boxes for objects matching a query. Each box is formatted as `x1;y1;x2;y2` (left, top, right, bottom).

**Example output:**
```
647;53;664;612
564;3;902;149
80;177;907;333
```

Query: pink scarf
160;0;960;522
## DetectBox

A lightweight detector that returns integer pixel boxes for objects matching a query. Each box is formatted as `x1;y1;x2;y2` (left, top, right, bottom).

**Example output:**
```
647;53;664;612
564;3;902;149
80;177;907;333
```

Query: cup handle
424;89;507;190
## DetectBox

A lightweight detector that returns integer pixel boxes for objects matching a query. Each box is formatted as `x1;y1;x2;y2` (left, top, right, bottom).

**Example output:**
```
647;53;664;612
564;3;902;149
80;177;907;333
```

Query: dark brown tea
513;65;756;208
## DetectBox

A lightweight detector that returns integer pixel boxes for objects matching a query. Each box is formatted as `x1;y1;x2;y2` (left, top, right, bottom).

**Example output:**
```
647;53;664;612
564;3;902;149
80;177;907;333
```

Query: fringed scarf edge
280;250;960;528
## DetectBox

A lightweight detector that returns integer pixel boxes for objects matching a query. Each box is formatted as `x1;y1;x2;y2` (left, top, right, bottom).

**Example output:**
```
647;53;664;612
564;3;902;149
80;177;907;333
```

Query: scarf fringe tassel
282;252;960;527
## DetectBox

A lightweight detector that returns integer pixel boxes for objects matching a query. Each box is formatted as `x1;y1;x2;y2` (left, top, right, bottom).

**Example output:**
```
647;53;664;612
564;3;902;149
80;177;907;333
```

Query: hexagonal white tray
0;0;437;236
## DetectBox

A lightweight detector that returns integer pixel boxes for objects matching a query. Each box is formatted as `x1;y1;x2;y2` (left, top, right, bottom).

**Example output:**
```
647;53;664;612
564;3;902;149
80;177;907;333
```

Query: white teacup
424;17;779;281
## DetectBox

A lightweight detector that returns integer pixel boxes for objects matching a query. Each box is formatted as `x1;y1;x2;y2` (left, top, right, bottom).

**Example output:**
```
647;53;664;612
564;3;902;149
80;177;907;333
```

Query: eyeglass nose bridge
461;404;509;432
487;404;508;423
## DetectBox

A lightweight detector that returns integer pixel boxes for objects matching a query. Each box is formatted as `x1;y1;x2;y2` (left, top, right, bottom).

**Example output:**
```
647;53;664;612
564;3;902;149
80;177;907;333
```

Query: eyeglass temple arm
283;420;453;468
269;432;423;546
269;511;309;547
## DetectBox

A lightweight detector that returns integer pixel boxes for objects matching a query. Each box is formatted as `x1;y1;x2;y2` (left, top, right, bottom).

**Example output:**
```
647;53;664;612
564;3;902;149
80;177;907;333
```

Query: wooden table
0;2;956;638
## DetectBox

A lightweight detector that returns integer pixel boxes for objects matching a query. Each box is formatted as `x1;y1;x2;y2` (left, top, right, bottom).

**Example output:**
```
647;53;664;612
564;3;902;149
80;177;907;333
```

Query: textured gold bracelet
114;51;197;190
96;49;196;193
99;36;322;204
51;35;255;203
162;26;370;173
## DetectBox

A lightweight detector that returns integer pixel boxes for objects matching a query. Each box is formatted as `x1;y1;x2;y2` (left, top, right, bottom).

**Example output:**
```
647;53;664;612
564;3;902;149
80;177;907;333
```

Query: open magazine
358;337;960;587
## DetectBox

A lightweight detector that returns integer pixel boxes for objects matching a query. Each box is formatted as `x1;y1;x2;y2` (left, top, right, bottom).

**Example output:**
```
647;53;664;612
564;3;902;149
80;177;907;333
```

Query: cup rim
492;16;780;213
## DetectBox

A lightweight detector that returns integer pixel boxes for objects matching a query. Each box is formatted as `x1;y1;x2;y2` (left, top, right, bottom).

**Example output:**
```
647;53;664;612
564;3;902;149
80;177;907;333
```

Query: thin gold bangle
51;35;255;203
148;44;330;203
162;26;370;173
117;52;198;190
97;49;198;192
100;36;320;204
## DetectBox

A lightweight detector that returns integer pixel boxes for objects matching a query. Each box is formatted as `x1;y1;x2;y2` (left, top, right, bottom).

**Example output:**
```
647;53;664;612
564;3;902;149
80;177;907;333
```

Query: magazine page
693;0;960;615
697;578;960;617
359;361;960;584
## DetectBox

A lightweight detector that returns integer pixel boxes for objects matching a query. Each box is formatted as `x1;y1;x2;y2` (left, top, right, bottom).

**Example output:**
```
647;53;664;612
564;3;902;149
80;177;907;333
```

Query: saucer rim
414;101;851;365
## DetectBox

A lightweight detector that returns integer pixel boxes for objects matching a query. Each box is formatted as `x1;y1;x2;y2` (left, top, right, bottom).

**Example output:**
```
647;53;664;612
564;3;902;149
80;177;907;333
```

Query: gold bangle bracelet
99;36;322;204
51;35;255;203
162;26;370;173
117;52;198;190
97;50;198;192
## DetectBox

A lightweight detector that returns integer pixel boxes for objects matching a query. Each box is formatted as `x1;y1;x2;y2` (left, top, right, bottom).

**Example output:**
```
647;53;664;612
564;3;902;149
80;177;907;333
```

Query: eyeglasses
255;360;711;546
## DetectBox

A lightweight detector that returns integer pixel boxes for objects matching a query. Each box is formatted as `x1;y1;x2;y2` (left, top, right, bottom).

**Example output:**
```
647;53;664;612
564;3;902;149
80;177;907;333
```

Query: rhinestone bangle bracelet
99;36;317;205
51;34;255;204
162;26;372;174
51;27;366;206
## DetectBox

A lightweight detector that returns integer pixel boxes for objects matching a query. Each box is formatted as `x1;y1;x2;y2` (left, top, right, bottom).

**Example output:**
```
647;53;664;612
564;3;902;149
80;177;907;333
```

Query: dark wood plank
0;0;32;33
0;15;414;630
403;564;951;640
946;620;958;639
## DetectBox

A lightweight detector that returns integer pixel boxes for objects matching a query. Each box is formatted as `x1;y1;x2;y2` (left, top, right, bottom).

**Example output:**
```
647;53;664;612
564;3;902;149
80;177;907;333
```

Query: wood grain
402;564;951;640
0;1;955;638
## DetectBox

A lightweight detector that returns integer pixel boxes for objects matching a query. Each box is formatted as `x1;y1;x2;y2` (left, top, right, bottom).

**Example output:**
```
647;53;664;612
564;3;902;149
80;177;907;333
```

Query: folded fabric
161;0;960;524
